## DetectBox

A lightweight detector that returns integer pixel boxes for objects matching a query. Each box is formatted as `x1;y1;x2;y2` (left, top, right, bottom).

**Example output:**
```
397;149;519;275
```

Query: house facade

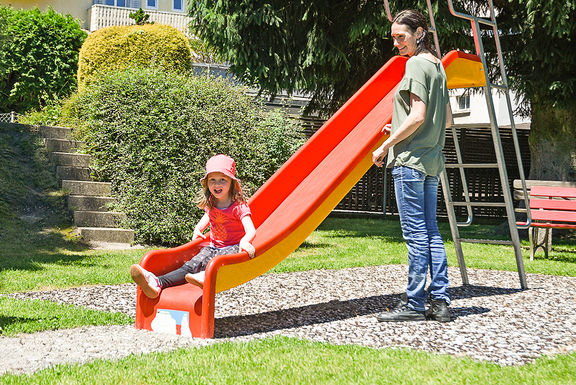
0;0;191;34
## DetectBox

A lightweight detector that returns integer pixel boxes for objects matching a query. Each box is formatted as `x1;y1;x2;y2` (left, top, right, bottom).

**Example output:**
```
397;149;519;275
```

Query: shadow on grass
0;218;91;273
214;285;516;338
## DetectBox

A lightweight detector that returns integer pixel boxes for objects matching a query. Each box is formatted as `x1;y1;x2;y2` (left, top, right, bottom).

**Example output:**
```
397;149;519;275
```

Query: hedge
63;68;305;245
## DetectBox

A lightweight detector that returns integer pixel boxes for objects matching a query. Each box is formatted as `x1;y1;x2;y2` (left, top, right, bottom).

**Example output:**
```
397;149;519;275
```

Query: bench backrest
529;186;576;225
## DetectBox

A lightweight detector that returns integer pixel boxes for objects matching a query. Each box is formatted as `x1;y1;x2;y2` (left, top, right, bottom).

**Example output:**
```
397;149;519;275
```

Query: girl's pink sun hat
203;154;238;180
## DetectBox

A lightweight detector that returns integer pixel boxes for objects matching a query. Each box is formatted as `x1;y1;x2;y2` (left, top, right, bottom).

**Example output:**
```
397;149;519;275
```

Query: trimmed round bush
77;24;192;89
63;68;304;245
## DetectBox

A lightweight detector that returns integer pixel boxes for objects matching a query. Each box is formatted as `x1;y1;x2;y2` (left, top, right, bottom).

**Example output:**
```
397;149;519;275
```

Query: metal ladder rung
459;238;514;245
488;82;508;91
515;208;528;213
449;201;506;207
445;163;499;169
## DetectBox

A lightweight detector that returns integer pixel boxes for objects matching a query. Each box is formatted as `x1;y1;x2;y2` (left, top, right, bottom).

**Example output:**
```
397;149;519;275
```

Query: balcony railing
88;4;192;35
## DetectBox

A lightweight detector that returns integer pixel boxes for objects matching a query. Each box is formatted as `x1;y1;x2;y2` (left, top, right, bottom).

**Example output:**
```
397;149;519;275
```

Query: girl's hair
393;9;437;57
196;175;248;210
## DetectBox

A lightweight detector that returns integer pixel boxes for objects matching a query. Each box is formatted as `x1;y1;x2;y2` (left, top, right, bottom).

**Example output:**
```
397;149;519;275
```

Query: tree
492;0;576;181
190;0;574;181
129;8;154;25
0;7;86;113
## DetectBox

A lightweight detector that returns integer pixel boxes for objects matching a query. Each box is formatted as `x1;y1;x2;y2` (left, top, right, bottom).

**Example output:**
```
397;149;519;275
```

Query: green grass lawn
2;216;574;294
0;297;132;336
1;337;575;385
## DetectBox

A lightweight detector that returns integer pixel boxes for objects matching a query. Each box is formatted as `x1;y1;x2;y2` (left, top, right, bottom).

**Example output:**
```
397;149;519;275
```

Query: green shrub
18;101;64;126
64;68;305;245
77;24;192;89
0;7;86;113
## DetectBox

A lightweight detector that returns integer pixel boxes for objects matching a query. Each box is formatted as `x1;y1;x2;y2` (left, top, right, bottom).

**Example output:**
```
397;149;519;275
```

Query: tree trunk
528;98;576;181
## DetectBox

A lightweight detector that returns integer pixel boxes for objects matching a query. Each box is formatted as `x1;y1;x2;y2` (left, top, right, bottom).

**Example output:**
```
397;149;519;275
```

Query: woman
372;9;452;322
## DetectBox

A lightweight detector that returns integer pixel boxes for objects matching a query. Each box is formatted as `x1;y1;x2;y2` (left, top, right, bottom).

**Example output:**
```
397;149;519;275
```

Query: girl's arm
372;92;427;167
193;213;210;240
239;215;256;258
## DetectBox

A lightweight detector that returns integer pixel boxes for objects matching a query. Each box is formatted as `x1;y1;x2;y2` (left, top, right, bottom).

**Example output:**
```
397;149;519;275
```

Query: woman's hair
393;9;437;57
196;176;248;210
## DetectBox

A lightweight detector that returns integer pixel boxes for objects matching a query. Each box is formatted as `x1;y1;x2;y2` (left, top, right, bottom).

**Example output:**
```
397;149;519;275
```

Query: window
146;0;158;9
101;0;127;6
173;0;184;11
456;94;470;111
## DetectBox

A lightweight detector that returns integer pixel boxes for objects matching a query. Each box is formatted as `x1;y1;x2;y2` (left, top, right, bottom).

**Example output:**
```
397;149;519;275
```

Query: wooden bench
518;185;576;260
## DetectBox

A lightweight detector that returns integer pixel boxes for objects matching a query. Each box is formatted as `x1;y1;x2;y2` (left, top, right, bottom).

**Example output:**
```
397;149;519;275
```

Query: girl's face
391;22;421;57
207;172;232;202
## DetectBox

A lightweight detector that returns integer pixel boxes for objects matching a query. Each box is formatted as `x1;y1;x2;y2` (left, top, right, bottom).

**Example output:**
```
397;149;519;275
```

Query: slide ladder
384;0;530;289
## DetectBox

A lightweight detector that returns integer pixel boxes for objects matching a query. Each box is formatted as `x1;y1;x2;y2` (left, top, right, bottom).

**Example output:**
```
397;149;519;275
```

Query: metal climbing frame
383;0;531;289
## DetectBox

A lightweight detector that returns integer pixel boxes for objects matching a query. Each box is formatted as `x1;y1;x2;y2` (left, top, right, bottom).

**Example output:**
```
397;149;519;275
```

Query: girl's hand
240;240;256;259
381;123;392;135
192;229;206;240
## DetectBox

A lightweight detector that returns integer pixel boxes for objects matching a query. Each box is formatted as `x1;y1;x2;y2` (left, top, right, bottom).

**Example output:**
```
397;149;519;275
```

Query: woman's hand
372;145;387;167
239;240;256;259
372;124;392;167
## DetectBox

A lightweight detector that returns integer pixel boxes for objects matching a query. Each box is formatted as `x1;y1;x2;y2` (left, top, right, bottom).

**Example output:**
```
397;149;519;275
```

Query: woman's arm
446;102;453;128
239;215;256;258
372;93;427;167
192;212;210;240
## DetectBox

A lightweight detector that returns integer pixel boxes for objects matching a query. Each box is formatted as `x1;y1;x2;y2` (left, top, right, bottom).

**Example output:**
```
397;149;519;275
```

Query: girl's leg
392;166;430;312
157;246;215;288
423;175;450;303
185;245;240;287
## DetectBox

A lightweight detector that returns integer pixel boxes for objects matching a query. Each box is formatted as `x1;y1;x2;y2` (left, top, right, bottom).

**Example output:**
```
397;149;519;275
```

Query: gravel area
2;265;576;375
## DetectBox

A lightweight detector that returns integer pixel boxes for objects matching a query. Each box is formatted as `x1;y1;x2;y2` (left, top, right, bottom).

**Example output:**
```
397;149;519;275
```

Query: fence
88;4;192;35
250;89;532;220
0;112;18;123
334;124;531;219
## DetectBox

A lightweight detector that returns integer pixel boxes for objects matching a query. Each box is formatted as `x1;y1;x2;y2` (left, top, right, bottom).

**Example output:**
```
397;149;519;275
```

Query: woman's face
391;22;421;57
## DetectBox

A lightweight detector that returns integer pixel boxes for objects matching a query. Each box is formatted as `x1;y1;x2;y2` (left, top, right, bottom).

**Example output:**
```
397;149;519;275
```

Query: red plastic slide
135;51;483;338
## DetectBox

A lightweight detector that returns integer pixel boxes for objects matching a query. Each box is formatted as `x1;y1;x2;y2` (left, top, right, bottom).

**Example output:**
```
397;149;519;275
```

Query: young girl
130;154;256;298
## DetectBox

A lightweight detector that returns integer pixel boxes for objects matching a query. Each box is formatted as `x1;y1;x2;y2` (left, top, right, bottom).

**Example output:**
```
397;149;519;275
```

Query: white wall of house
450;89;530;128
0;0;189;32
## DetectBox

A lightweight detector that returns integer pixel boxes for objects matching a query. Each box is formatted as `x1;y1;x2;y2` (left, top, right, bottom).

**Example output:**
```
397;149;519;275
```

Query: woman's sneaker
130;264;161;299
185;271;205;288
375;304;426;322
425;299;452;322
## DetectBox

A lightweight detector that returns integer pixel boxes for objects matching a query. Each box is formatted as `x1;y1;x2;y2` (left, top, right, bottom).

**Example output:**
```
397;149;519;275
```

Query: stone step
62;180;111;197
44;138;82;153
68;195;116;212
48;152;91;167
73;211;127;228
38;125;73;139
56;166;92;182
77;227;134;244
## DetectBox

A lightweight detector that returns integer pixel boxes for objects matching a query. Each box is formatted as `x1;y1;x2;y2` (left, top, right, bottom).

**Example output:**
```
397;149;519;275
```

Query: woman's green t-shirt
386;55;449;176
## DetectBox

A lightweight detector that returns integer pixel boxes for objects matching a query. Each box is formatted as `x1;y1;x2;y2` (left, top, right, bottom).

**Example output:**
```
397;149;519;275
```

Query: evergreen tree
190;1;575;180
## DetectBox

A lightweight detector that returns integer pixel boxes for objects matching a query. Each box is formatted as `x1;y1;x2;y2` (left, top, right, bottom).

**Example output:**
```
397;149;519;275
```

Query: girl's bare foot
185;271;205;288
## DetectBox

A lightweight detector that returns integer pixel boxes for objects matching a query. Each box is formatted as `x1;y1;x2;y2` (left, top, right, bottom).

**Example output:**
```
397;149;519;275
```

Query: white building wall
450;89;530;128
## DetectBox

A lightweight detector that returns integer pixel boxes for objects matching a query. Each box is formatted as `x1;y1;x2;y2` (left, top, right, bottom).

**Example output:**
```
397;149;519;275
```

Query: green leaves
64;68;304;246
0;7;86;113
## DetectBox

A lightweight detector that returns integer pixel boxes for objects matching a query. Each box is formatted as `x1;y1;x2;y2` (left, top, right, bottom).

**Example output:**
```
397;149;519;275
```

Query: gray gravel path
2;265;576;375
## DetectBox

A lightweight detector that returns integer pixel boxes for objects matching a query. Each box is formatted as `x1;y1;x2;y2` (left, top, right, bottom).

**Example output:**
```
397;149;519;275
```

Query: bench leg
529;227;552;261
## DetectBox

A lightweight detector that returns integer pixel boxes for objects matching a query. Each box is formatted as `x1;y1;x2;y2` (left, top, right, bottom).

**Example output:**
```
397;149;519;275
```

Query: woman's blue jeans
392;166;450;312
